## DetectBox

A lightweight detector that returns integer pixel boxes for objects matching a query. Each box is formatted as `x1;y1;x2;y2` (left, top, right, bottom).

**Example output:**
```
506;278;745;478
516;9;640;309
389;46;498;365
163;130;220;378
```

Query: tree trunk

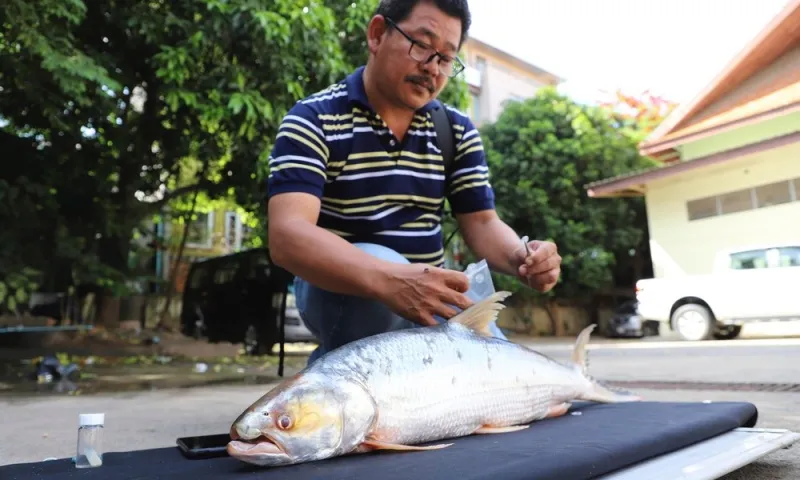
542;299;565;337
92;231;132;328
155;160;208;331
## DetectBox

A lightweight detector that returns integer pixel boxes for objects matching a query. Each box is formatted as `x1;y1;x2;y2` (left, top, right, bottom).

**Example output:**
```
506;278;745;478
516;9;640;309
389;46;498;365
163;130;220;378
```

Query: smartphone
176;433;231;459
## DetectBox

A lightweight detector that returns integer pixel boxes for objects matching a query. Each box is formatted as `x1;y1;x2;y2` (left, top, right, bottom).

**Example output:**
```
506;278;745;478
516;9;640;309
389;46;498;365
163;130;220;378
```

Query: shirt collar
345;65;438;115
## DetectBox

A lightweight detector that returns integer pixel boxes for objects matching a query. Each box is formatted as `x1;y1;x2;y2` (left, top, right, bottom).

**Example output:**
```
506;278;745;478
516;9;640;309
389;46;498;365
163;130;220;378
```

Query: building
584;0;800;279
135;207;255;294
461;37;562;126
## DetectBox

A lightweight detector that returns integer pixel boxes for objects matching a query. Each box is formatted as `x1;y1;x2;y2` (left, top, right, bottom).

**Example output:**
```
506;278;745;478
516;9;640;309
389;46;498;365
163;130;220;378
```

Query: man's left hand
514;240;561;292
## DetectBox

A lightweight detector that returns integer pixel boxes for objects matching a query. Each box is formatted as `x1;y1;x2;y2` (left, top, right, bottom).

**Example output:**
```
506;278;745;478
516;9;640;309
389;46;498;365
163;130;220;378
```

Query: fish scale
227;290;642;467
315;323;587;446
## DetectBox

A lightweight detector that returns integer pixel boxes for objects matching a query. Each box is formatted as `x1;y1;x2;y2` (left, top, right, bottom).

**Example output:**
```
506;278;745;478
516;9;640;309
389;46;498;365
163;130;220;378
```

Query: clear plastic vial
75;413;104;468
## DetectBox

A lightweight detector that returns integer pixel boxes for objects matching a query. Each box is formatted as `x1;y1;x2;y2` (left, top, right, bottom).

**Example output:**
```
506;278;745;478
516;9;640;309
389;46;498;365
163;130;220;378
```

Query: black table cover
1;401;758;480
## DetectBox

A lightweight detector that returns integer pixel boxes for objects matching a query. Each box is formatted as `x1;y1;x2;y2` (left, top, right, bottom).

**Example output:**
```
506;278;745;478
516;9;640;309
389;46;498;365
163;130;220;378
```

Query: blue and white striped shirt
267;66;495;267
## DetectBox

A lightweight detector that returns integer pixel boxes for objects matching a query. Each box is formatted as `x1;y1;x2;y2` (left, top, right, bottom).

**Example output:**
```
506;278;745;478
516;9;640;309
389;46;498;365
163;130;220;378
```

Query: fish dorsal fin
448;291;513;336
570;324;596;376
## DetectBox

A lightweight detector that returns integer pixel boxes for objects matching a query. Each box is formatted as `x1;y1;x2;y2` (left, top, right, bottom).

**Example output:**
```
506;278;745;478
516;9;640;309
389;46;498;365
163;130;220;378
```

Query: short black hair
374;0;472;48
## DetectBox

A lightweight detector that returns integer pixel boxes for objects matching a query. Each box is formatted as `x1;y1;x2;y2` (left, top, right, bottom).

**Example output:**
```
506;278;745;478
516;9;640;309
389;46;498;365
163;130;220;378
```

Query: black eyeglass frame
384;17;466;78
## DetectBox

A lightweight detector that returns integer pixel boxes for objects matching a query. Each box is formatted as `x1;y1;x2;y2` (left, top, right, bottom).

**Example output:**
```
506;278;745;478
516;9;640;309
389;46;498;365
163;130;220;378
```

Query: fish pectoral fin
546;402;571;418
448;291;513;337
359;439;453;451
474;425;529;434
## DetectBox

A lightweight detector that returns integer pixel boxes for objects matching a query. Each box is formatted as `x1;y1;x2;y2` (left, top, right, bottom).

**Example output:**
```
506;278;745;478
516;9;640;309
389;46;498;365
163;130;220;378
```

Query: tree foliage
0;0;471;314
480;88;660;299
598;89;678;144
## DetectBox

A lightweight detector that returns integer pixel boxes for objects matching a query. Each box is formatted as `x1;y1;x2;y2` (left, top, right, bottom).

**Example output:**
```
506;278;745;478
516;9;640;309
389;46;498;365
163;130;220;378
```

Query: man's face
368;3;463;110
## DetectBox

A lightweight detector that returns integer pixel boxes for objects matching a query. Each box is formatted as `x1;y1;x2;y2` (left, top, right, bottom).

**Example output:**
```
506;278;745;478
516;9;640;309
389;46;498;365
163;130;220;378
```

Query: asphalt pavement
515;335;800;384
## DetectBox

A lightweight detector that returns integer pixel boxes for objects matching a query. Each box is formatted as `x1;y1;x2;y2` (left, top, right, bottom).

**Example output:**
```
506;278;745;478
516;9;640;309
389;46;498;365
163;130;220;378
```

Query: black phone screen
176;433;231;459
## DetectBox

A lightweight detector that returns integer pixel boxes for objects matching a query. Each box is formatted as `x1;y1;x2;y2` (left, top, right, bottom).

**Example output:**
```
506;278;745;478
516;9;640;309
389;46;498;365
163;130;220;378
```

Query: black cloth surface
2;401;758;480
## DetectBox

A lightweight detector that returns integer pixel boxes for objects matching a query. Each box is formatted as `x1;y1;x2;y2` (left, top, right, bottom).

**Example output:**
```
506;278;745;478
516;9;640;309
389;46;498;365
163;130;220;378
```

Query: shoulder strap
430;100;455;176
431;100;460;251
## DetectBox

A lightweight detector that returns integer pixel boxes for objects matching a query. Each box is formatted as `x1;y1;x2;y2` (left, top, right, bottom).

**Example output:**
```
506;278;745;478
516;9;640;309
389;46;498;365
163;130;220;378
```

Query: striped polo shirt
266;65;495;267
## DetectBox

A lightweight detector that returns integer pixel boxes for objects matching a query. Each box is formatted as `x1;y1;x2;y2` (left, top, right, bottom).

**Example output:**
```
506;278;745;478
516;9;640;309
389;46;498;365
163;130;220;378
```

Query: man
266;0;561;364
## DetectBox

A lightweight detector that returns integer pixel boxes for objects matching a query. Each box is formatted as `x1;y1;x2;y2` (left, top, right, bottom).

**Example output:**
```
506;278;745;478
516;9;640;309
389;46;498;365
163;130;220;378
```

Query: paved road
512;323;800;385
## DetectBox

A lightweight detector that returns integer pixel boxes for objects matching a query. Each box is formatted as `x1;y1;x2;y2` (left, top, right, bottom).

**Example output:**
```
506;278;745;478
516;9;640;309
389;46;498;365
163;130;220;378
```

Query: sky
465;0;793;104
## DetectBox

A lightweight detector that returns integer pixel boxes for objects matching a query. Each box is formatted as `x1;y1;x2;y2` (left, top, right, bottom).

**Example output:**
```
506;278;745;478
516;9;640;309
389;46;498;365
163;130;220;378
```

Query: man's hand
376;263;474;327
514;240;561;292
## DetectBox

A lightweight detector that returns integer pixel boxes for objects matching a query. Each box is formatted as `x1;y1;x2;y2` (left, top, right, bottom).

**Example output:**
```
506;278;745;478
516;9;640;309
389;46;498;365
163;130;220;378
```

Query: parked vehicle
604;300;660;338
635;243;800;341
180;248;315;355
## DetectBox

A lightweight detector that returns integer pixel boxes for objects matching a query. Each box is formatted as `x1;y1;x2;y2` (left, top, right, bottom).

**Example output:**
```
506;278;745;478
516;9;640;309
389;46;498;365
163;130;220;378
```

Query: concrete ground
2;321;800;478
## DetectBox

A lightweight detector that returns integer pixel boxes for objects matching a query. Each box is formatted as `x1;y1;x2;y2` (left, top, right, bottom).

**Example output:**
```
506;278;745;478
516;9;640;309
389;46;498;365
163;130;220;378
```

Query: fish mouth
227;434;289;460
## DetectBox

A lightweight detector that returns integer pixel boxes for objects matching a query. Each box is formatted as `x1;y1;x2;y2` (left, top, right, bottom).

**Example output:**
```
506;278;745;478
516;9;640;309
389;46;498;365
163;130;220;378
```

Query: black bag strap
430;100;459;249
431;100;455;177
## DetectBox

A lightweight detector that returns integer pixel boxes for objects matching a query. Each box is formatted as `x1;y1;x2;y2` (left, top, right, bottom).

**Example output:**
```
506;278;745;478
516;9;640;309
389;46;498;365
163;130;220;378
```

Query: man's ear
366;15;390;54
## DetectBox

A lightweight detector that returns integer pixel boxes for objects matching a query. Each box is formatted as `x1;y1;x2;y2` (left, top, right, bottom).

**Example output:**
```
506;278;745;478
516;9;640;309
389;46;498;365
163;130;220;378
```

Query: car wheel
192;306;208;340
243;323;277;356
642;320;661;337
671;304;714;341
713;325;742;340
182;306;207;339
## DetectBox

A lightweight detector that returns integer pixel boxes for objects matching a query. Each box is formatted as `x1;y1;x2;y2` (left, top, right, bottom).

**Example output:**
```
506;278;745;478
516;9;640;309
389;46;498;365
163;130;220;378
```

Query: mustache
405;75;435;92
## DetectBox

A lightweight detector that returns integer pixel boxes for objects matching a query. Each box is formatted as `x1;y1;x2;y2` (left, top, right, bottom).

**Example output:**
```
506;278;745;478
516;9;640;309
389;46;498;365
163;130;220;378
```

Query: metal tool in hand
521;236;531;287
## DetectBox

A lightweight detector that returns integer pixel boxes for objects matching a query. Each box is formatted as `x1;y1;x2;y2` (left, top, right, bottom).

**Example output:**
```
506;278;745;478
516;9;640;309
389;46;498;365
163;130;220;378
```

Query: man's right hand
376;263;474;327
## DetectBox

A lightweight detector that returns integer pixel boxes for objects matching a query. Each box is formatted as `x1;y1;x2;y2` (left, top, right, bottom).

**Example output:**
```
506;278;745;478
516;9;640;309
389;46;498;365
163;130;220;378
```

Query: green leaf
14;288;28;303
477;87;664;299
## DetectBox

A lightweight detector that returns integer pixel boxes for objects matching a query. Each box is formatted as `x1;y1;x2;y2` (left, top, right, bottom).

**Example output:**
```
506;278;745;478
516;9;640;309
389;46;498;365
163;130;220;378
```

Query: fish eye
277;414;293;430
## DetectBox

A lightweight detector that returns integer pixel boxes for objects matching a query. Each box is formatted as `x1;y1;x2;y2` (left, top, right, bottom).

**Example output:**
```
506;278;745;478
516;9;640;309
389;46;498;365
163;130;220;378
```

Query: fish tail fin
449;291;513;337
581;379;643;403
571;324;643;403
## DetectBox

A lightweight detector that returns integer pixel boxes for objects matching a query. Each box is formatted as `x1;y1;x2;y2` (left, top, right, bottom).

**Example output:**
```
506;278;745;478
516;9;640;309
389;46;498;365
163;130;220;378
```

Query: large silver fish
227;291;641;467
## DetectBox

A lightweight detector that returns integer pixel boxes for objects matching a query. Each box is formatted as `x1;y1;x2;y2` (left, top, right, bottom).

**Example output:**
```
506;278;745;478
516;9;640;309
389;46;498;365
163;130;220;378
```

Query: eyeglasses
384;17;465;78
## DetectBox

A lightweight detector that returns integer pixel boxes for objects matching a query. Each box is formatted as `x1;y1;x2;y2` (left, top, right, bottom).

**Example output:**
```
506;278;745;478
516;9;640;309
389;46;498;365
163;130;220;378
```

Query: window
188;266;210;290
470;92;481;123
213;261;238;284
475;56;486;74
186;212;214;248
729;249;769;270
718;189;753;215
223;211;242;252
687;197;718;220
686;176;800;222
755;180;792;208
246;251;271;280
778;247;800;267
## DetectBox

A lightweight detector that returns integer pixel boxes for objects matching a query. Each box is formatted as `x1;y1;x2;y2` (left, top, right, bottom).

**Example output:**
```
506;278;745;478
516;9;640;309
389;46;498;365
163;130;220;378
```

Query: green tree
598;89;677;144
478;88;658;303
0;0;398;318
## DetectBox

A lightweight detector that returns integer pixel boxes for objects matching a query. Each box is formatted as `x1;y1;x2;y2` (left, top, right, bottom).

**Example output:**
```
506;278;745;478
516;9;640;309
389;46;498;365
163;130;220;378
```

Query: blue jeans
294;242;507;365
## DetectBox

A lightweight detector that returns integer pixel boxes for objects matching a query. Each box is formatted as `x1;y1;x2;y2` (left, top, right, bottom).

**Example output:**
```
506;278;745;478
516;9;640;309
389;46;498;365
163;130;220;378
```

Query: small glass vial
75;413;104;468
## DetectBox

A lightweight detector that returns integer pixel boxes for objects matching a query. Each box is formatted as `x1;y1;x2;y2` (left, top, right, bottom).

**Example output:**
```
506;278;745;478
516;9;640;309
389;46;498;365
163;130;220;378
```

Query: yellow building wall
679;111;800;161
461;40;557;125
645;141;800;278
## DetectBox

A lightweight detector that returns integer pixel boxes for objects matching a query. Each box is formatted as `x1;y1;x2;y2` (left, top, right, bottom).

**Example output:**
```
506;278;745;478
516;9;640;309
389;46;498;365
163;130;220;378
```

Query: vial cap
79;413;105;426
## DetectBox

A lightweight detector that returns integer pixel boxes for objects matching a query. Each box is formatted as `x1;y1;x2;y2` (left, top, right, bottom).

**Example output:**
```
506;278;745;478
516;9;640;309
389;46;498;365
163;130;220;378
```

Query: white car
635;243;800;341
